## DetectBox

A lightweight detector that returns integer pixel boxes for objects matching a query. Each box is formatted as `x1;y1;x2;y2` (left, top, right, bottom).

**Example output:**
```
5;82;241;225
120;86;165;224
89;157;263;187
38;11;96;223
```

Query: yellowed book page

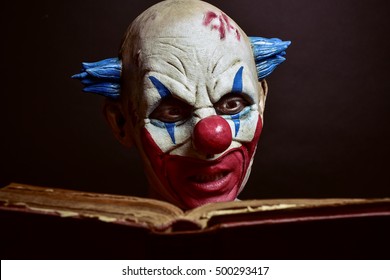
0;183;184;229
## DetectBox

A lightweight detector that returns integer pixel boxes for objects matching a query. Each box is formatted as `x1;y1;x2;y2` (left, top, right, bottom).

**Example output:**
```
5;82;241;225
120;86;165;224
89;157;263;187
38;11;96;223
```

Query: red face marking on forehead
203;11;218;25
203;11;241;41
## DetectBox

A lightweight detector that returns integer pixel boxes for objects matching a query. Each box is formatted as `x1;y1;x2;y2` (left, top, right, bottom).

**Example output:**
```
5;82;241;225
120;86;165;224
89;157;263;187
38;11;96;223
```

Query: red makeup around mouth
165;149;244;208
140;117;262;209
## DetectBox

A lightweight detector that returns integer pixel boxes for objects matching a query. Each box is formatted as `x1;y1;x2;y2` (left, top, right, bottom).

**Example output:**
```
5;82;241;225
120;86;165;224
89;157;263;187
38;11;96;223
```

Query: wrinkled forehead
120;0;259;111
140;30;253;75
124;0;255;75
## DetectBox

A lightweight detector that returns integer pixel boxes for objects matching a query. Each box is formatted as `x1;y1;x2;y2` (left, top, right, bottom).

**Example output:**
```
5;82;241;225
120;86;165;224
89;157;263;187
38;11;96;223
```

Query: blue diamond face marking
231;115;240;137
230;66;244;136
232;66;244;93
164;122;176;144
149;76;172;99
149;76;176;144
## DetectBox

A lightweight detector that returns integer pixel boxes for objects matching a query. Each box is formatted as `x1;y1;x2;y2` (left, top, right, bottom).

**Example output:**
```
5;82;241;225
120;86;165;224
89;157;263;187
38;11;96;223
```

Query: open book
1;182;390;259
1;183;389;234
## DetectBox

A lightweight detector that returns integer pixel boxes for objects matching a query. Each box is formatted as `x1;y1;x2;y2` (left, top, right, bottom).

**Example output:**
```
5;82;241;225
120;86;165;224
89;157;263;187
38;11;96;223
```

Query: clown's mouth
187;170;233;193
189;171;230;184
164;148;245;208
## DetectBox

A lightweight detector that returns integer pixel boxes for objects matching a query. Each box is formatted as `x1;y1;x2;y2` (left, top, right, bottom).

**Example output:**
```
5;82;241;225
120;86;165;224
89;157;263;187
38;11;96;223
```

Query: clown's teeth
190;172;228;183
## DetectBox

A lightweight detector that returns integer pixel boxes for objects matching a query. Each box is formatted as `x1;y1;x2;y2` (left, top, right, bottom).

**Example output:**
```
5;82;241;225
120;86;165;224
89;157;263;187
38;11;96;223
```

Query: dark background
2;0;390;199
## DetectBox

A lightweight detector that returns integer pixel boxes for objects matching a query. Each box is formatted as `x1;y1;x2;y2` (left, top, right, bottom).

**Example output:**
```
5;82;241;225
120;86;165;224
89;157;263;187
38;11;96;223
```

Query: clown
73;0;290;209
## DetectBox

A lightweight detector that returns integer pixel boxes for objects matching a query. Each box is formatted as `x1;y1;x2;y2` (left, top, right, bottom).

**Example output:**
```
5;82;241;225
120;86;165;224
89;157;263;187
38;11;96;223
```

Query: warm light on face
122;4;264;209
72;0;290;209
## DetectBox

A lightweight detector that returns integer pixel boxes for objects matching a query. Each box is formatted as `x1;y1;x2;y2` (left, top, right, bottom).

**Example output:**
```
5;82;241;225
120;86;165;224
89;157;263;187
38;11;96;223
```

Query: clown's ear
103;99;133;148
258;79;268;119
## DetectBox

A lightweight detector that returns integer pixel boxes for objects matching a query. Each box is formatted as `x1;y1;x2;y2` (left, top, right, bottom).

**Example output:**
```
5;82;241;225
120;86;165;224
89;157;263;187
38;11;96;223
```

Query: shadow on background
1;0;390;199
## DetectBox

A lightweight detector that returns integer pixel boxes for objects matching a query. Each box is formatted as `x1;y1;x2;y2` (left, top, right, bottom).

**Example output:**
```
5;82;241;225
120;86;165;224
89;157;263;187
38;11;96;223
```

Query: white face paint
120;0;265;209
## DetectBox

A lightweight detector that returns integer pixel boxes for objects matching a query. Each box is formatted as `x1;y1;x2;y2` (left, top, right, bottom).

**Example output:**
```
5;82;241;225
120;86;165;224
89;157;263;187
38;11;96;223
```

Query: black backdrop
2;0;390;199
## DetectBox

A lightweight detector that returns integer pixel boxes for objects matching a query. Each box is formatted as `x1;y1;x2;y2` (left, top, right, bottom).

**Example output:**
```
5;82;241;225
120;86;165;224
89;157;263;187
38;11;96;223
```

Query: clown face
113;0;267;209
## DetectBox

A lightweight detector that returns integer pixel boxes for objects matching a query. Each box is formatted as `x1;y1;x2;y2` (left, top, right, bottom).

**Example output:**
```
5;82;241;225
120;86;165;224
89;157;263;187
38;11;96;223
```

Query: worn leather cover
1;183;389;259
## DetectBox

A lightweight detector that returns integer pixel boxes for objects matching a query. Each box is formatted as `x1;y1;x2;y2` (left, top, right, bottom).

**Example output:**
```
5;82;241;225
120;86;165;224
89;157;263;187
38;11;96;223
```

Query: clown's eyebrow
145;53;187;78
211;56;241;76
166;59;186;77
156;41;188;76
147;72;193;102
211;54;223;75
210;58;242;96
211;62;244;95
149;76;171;99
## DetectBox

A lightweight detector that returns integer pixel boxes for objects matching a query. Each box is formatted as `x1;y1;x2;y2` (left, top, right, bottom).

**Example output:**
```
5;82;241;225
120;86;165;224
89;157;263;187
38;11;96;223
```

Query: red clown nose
193;115;233;155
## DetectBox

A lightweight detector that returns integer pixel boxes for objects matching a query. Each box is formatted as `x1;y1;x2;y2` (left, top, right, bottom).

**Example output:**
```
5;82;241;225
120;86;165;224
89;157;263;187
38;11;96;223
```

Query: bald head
120;0;248;59
121;0;253;69
119;0;259;115
104;0;269;208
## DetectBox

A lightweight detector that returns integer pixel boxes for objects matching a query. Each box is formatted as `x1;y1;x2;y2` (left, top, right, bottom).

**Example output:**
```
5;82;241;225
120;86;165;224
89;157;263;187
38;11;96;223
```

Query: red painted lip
165;148;245;208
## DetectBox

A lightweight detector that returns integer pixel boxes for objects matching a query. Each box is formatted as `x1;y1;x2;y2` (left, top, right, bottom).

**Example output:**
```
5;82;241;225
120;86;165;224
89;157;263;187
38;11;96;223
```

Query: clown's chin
165;148;245;209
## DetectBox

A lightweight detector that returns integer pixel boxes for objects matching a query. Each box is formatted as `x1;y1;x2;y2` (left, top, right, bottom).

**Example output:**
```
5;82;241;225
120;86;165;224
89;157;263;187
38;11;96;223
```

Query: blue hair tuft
72;57;122;99
249;36;291;80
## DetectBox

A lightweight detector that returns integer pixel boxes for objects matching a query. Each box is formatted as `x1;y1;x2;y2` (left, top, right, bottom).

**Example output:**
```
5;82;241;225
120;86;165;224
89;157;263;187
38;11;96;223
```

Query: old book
1;183;389;259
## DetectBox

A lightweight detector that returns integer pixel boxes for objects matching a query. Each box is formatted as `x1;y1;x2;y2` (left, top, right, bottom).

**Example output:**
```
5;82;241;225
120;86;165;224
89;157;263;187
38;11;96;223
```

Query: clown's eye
150;97;192;123
215;94;250;115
